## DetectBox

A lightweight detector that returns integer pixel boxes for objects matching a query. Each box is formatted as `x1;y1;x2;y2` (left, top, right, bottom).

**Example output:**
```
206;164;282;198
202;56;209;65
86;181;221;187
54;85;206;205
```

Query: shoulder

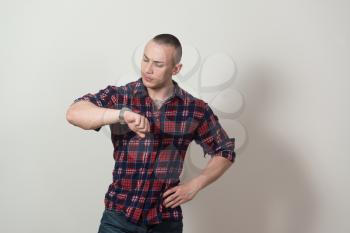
178;87;210;116
105;80;137;95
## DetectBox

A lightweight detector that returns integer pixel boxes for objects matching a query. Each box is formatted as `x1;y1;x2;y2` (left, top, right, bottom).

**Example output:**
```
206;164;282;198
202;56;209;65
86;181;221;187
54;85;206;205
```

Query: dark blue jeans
97;209;183;233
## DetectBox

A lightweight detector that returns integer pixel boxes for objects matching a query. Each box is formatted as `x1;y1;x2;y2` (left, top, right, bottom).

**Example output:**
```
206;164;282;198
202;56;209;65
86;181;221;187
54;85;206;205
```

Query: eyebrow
143;54;165;64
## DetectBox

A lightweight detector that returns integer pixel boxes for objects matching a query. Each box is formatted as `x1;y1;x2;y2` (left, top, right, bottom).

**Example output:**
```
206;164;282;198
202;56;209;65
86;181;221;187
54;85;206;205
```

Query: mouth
143;75;153;82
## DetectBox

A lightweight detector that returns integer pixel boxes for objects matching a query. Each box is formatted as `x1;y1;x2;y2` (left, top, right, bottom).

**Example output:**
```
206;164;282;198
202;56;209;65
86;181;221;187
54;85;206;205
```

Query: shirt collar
133;77;185;101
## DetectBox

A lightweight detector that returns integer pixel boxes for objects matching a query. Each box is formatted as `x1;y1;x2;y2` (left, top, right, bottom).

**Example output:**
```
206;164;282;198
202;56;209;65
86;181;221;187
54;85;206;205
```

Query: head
141;33;183;89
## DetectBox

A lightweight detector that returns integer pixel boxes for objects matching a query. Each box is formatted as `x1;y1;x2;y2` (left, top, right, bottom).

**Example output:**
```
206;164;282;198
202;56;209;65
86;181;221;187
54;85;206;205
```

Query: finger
142;117;146;128
170;198;184;208
136;122;148;133
166;195;182;208
138;128;148;134
135;115;141;127
137;132;145;138
138;118;150;133
163;187;177;198
137;116;145;129
146;119;150;132
163;193;178;206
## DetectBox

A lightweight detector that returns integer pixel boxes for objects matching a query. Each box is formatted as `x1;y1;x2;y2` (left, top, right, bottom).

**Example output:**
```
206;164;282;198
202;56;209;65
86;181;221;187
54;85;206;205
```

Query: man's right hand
123;111;151;138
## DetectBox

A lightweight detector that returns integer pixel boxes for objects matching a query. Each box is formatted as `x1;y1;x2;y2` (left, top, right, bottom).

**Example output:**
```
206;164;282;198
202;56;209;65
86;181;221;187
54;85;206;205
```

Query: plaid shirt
73;77;236;225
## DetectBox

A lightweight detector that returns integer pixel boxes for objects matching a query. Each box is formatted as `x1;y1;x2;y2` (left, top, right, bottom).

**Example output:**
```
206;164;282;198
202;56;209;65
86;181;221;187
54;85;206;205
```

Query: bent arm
162;155;233;208
192;155;233;191
66;100;120;130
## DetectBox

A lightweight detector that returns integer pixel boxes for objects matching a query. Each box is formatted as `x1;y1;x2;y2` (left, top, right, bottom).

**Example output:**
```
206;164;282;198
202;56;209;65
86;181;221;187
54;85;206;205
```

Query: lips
144;76;152;82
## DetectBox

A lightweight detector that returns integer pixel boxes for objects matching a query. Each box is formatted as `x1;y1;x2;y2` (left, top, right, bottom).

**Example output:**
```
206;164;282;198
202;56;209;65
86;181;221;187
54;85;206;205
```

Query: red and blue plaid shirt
73;77;235;225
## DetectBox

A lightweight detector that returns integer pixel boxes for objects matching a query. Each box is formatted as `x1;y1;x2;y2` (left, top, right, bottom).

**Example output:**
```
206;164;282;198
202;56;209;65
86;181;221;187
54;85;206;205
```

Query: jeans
97;209;183;233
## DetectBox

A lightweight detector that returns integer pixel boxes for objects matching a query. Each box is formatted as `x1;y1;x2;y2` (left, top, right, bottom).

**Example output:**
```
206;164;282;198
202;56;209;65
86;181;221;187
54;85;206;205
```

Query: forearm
66;100;120;130
192;155;233;191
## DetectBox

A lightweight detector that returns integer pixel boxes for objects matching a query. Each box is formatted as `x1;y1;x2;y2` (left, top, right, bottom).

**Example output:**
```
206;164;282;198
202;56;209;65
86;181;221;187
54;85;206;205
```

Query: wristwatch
118;107;131;124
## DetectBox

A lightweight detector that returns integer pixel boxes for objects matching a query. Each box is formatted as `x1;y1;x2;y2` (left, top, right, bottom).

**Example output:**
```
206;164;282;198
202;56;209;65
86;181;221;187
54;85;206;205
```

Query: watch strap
119;107;131;124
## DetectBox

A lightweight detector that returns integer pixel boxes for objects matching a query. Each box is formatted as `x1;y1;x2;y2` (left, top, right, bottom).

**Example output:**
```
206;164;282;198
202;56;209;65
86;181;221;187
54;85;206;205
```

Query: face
141;40;182;90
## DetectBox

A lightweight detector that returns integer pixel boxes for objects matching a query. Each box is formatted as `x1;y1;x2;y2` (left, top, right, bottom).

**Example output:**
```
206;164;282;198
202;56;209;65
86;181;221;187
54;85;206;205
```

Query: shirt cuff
209;150;236;163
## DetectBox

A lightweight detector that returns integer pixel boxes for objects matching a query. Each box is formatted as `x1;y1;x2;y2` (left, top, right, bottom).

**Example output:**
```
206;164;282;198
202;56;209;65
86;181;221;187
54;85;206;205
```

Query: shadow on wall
182;65;319;233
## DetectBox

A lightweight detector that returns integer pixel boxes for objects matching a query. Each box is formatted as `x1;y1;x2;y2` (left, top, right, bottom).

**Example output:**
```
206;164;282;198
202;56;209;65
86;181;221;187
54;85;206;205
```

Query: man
66;34;236;233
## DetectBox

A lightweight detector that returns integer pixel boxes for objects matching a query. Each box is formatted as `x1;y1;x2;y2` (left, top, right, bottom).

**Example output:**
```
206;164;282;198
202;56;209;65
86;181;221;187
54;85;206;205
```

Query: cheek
140;63;146;71
151;68;162;76
158;67;170;75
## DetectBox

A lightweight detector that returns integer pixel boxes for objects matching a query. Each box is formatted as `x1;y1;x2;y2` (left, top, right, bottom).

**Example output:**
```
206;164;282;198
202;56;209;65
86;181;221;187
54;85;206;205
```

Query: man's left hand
162;179;201;208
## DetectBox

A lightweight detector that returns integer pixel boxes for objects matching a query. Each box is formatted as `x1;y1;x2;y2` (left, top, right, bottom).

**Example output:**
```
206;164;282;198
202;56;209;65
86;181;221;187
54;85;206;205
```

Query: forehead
143;41;175;62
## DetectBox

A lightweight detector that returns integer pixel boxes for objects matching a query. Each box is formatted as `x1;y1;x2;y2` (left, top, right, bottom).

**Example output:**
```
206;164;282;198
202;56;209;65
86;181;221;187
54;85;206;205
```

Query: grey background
1;0;349;233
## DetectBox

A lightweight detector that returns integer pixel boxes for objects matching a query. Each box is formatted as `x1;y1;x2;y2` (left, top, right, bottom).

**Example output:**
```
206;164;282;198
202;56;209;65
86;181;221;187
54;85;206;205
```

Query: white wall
1;0;349;233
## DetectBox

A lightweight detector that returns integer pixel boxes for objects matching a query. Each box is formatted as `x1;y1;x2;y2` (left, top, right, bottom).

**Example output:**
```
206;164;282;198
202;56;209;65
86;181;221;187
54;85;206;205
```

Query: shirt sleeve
193;103;236;163
73;85;120;132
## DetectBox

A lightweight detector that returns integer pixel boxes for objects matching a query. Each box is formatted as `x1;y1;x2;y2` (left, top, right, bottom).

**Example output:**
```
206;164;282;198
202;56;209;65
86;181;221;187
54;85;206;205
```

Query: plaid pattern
73;77;236;225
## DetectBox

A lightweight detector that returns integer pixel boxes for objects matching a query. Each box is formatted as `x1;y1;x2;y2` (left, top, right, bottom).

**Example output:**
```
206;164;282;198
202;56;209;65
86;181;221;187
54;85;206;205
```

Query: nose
145;62;153;74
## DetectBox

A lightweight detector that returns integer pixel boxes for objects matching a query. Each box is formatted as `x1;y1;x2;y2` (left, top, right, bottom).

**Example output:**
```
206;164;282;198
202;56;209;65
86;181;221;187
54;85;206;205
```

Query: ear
172;63;183;75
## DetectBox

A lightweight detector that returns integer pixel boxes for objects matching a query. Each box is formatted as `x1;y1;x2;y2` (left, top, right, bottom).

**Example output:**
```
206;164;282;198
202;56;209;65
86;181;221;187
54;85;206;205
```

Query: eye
155;63;164;67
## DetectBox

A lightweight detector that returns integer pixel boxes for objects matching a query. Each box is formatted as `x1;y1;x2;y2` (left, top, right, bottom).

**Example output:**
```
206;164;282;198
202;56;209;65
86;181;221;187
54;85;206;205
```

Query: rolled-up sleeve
73;85;119;108
193;103;236;163
73;85;120;132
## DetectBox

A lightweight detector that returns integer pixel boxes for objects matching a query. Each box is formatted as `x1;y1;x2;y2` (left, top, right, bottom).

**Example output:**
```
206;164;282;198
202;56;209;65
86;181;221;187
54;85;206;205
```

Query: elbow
66;106;76;125
66;105;90;130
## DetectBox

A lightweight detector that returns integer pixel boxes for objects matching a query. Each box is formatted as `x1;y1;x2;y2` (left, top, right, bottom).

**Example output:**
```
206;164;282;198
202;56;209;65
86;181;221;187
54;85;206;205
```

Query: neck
147;79;175;101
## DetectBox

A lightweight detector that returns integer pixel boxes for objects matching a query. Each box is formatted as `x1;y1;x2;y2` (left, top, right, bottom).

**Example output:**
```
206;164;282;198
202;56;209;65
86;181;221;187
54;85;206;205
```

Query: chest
129;96;200;139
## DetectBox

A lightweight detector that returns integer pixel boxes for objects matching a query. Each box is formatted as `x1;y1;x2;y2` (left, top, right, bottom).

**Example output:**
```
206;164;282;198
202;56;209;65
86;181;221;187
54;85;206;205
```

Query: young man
66;34;236;233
